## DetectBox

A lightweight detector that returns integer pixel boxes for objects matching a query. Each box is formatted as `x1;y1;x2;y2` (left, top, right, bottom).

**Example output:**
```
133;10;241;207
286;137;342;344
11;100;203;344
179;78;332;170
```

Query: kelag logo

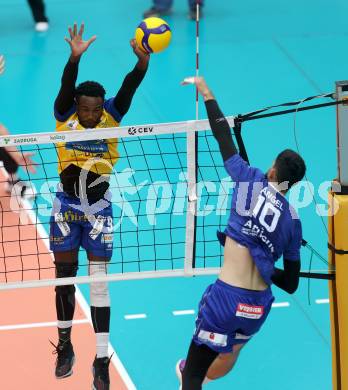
50;134;66;141
128;126;154;136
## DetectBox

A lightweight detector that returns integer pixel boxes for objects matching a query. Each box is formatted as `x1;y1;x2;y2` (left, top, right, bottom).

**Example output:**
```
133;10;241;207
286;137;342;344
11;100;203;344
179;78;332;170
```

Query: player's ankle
58;323;72;343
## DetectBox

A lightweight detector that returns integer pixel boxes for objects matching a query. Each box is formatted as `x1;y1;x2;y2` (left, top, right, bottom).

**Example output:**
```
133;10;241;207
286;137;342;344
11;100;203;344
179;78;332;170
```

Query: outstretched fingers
86;35;97;48
68;26;74;40
78;23;85;37
73;22;77;37
64;37;72;48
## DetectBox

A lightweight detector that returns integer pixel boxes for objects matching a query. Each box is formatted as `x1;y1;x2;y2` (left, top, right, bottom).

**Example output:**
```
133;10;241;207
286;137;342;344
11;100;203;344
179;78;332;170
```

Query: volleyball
135;17;172;54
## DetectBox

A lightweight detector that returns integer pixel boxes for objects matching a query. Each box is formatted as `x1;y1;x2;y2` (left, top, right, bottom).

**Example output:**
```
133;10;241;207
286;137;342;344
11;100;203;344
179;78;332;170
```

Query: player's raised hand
181;76;213;100
0;55;5;75
130;39;149;63
65;23;96;59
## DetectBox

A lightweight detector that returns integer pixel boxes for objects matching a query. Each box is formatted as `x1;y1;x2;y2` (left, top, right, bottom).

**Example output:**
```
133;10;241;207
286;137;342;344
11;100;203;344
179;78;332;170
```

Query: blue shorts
49;191;114;258
193;279;274;353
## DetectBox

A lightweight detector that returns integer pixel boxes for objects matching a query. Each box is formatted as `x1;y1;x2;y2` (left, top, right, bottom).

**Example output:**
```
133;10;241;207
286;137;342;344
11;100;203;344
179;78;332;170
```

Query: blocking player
176;77;305;390
49;23;149;390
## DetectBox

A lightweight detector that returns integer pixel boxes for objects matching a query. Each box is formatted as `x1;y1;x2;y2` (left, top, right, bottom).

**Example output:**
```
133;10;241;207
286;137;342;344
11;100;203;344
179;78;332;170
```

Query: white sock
96;332;109;358
57;320;73;329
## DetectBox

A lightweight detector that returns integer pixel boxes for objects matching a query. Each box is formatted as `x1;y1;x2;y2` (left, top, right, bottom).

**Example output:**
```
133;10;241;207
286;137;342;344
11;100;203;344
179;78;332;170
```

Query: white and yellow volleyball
135;17;172;54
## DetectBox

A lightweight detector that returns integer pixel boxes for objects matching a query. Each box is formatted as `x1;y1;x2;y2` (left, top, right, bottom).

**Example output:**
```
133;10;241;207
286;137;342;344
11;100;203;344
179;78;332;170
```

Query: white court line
316;298;329;304
272;302;290;308
124;314;147;320
0;319;89;331
19;195;137;390
173;310;195;316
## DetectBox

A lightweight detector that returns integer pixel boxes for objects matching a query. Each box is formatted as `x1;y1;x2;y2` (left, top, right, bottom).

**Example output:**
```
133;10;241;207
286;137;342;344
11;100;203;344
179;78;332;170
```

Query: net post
329;81;348;390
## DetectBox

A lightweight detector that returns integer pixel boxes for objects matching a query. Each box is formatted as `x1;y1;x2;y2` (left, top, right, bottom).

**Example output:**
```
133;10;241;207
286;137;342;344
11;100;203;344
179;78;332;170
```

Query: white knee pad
89;262;110;307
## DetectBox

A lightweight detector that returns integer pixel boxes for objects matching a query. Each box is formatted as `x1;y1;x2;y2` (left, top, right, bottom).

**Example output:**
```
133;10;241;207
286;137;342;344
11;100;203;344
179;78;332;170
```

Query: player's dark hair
274;149;306;189
75;81;106;100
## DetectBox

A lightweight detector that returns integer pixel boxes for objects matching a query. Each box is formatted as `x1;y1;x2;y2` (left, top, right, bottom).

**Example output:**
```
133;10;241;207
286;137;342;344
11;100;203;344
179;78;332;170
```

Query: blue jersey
218;154;302;285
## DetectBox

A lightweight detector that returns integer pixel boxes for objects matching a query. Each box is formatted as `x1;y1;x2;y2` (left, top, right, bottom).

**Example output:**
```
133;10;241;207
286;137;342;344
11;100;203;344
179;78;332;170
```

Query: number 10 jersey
218;154;302;286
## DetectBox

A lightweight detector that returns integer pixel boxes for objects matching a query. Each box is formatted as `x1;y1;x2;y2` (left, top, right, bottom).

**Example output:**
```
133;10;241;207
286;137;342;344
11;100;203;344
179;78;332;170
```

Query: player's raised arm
182;76;237;162
111;39;150;118
271;259;301;294
54;23;97;117
271;219;302;293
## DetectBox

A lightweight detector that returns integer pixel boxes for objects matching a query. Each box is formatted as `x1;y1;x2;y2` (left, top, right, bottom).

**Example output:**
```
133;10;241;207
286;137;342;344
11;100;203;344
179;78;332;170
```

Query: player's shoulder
54;105;76;123
103;97;122;123
225;154;265;182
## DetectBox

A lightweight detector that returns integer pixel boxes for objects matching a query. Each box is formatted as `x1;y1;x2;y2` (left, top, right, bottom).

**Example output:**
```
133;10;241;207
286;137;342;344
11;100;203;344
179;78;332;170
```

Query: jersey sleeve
54;105;76;122
104;98;123;123
283;219;302;261
224;154;264;183
54;59;79;122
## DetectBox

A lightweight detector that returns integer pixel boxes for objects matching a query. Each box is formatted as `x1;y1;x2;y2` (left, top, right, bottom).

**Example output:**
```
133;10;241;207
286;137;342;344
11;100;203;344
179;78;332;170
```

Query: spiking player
49;23;149;390
176;77;306;390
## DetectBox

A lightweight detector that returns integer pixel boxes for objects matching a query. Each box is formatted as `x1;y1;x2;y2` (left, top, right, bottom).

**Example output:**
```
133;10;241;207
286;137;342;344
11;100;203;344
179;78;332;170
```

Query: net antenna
184;0;201;275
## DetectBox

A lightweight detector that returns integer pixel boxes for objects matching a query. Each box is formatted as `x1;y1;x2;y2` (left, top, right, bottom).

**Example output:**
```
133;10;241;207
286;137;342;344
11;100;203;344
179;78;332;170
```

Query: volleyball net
0;116;237;290
0;88;340;291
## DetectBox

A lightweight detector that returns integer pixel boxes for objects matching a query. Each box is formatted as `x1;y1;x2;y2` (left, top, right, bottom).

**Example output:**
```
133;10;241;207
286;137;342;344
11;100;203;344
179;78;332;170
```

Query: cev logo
128;126;154;136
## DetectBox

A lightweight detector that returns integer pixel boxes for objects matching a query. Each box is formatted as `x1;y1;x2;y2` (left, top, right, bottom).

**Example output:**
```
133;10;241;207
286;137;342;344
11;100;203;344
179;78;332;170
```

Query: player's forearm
205;99;238;161
136;56;149;71
54;57;80;115
271;261;300;294
113;65;148;116
0;124;21;164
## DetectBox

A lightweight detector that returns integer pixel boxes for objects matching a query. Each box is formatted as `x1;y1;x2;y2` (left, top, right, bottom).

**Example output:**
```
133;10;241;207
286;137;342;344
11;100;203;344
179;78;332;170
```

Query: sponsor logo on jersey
197;330;228;347
241;220;275;253
101;234;113;243
65;140;108;153
49;236;65;244
236;303;264;319
67;120;79;129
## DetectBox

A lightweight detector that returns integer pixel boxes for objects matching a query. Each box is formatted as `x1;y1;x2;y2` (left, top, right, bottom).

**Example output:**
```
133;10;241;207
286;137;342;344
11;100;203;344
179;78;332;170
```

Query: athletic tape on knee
55;262;78;294
89;262;110;307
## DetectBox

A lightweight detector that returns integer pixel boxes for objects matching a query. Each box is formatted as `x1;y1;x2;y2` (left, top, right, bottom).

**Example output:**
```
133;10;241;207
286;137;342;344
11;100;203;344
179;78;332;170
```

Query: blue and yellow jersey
54;98;121;176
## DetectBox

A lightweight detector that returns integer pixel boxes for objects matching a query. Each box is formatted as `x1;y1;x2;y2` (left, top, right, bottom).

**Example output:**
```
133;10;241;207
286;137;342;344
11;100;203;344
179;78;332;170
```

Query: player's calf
206;344;244;380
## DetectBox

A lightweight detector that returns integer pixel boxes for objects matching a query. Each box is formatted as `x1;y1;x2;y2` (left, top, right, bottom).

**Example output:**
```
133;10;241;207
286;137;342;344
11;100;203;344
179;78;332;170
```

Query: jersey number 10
252;194;281;233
